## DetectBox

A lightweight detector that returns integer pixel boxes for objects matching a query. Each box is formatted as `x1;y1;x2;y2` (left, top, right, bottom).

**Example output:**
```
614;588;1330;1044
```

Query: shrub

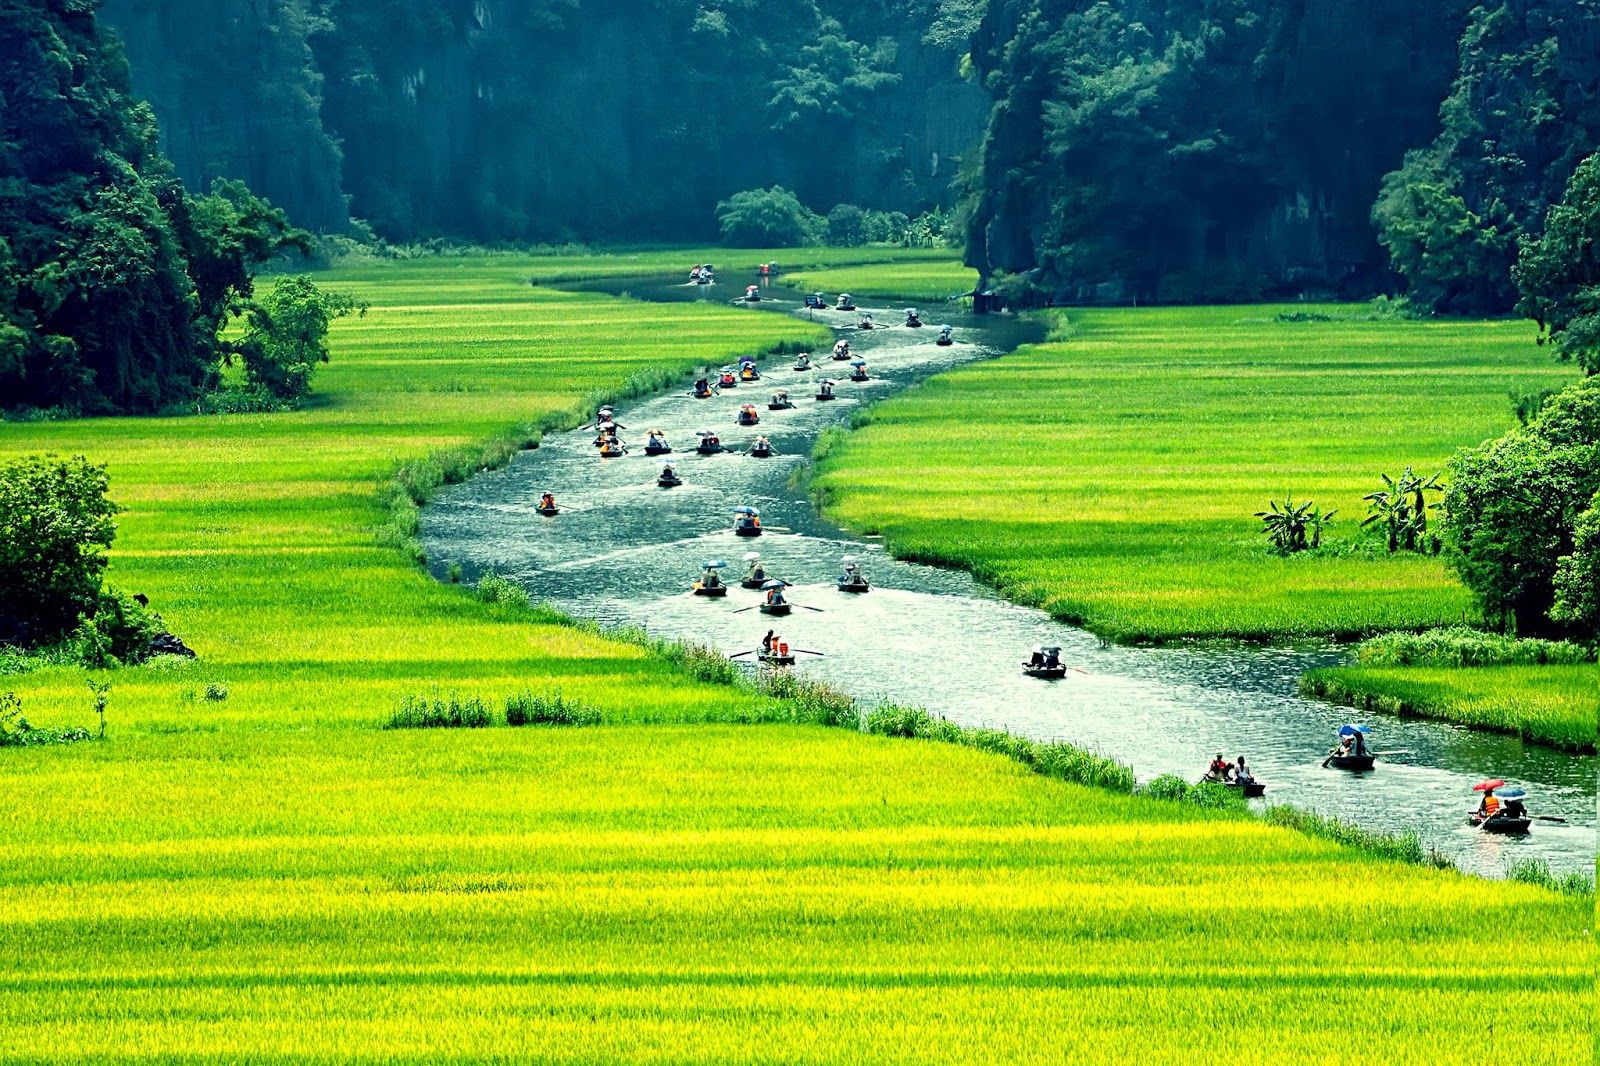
0;454;118;646
504;690;602;727
715;186;824;247
194;387;289;415
203;683;229;702
0;692;92;748
234;275;365;402
387;693;492;729
1507;857;1594;896
475;573;532;611
825;204;866;246
1354;627;1594;667
1142;774;1192;801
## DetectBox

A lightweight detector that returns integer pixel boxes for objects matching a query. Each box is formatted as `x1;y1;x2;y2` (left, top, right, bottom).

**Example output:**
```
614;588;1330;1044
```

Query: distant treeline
963;0;1600;306
99;0;987;243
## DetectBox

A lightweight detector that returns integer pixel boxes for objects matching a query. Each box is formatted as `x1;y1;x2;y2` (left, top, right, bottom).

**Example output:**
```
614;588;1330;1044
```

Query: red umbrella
1472;779;1506;792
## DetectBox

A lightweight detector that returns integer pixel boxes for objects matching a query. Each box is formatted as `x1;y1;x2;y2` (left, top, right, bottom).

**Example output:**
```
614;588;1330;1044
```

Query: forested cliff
101;0;986;241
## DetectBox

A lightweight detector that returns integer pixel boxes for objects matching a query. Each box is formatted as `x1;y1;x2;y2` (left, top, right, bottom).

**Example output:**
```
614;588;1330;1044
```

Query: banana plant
1362;467;1443;552
1256;495;1336;554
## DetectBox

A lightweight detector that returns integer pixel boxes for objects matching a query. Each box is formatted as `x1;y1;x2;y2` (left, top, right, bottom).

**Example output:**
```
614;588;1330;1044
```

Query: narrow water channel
421;272;1596;878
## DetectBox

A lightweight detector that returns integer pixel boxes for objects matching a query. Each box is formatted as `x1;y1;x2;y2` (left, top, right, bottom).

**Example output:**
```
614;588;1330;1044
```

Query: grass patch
810;305;1577;643
782;257;979;302
1301;663;1598;752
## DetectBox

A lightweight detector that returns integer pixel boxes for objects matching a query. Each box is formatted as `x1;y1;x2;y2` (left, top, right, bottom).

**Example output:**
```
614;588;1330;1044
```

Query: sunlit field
0;725;1586;1064
783;257;979;301
811;305;1577;644
0;257;1590;1062
1303;663;1598;751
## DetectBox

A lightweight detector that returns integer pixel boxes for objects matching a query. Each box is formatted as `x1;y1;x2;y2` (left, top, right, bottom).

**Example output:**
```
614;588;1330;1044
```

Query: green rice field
782;257;979;301
810;305;1577;644
1302;663;1598;752
0;256;1590;1062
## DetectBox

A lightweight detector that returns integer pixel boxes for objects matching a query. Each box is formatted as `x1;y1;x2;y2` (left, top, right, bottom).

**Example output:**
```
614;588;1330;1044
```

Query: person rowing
1205;752;1234;783
793;352;813;371
1233;756;1254;785
764;584;787;608
1476;786;1501;822
744;557;767;585
832;339;851;360
692;378;715;398
537;492;557;513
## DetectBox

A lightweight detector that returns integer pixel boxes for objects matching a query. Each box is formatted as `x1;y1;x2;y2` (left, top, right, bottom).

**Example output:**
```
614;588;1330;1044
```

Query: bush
387;693;492;729
0;692;92;748
0;455;119;646
203;683;229;702
1141;774;1192;801
1354;627;1594;667
504;690;602;727
825;204;866;246
195;387;290;415
233;275;365;402
715;186;824;247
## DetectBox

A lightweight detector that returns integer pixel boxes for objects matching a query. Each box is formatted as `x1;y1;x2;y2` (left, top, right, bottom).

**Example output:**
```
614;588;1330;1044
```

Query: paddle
728;650;755;659
1532;815;1568;824
794;649;825;656
796;605;825;613
1369;749;1410;756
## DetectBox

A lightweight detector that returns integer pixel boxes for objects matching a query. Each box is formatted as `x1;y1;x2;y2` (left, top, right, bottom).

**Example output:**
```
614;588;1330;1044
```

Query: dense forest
100;0;987;242
963;0;1600;303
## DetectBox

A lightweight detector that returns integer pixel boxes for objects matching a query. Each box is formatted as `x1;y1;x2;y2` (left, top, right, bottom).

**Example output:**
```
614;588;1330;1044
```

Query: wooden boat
536;506;559;516
759;602;792;616
1468;813;1531;835
815;390;837;402
832;351;852;361
768;396;794;411
749;444;773;458
644;443;671;455
758;651;796;666
691;582;728;597
737;412;760;426
599;447;626;458
1022;664;1067;679
792;360;812;371
740;368;760;381
697;441;724;454
849;370;869;381
836;576;870;593
1327;753;1376;772
735;522;762;537
740;576;767;590
658;475;682;487
1230;781;1266;798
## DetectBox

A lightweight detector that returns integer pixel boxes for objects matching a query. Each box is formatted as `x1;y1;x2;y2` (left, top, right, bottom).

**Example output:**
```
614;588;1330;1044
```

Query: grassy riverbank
1302;664;1597;752
782;257;979;301
0;255;1589;1061
810;305;1575;643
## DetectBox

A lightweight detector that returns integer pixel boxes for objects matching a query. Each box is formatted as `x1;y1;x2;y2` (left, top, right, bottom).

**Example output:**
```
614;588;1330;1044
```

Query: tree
1515;152;1600;374
715;187;824;247
234;276;363;402
0;455;118;646
1444;378;1600;634
1361;468;1443;553
1550;494;1599;638
827;204;867;246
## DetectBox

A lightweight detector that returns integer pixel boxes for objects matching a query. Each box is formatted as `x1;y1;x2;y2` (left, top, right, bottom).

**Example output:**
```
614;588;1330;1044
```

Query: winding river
421;272;1596;878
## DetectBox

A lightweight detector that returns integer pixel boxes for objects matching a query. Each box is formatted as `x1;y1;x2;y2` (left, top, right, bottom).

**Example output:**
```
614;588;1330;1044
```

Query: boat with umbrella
739;359;761;382
696;430;724;455
657;462;682;488
1468;781;1533;835
737;404;760;426
857;312;876;330
691;560;729;597
768;389;795;411
643;429;672;455
936;324;954;346
848;359;869;381
835;293;856;311
1021;645;1066;679
733;506;763;537
758;579;792;616
1324;724;1375;771
815;380;837;401
739;551;769;588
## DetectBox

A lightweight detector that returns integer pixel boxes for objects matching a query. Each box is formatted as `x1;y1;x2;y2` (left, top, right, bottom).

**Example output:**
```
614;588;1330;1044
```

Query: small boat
645;442;672;455
737;405;760;426
693;561;728;596
598;444;626;458
759;601;792;616
1022;645;1065;678
691;581;727;597
857;314;875;330
936;325;954;346
536;505;559;517
848;360;869;382
733;506;762;537
815;381;837;401
1326;754;1376;772
803;293;826;310
744;285;761;303
905;309;923;328
837;558;870;592
658;463;682;487
835;294;856;312
696;431;724;455
749;440;773;458
740;367;760;382
1229;780;1267;798
1022;664;1067;679
691;379;715;398
793;356;813;371
718;371;738;389
768;391;794;411
1467;813;1531;835
758;650;796;666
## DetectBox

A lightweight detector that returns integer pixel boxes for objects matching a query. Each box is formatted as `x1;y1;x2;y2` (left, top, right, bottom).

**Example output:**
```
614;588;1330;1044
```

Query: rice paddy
0;257;1590;1062
782;257;979;301
809;305;1578;644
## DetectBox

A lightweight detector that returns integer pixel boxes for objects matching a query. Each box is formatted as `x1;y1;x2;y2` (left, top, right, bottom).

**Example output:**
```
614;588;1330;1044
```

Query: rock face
100;0;986;240
964;0;1474;302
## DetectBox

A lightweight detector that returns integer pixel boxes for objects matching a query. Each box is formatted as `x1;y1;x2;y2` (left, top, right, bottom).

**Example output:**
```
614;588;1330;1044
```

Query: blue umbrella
1338;724;1369;737
704;560;727;569
733;506;759;515
761;579;787;590
1497;786;1527;800
850;359;866;366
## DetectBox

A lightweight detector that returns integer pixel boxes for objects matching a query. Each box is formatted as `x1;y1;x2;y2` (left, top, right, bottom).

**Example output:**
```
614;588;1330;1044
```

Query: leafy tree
234;276;364;402
1445;378;1600;635
1514;152;1600;374
827;204;867;246
0;455;118;646
1374;2;1600;314
715;187;824;247
1550;494;1599;638
166;179;311;339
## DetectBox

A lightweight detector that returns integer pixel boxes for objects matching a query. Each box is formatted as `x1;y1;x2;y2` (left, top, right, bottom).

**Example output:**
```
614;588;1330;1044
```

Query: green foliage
1372;154;1517;313
235;275;364;401
1263;806;1432;867
826;204;867;246
0;691;92;748
1361;468;1442;554
1515;152;1600;374
0;455;118;646
1353;627;1593;668
1549;494;1599;636
1444;377;1600;635
387;692;493;730
1255;496;1335;554
504;690;603;727
715;187;824;248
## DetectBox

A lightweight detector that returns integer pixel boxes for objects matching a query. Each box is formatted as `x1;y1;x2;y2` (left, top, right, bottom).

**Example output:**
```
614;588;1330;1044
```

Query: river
420;271;1596;879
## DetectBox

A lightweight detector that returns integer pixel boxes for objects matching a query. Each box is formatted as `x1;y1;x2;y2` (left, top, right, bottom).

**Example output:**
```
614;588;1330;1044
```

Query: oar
1532;815;1568;824
794;649;825;656
1369;749;1410;756
731;605;759;614
728;650;755;659
796;605;825;613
